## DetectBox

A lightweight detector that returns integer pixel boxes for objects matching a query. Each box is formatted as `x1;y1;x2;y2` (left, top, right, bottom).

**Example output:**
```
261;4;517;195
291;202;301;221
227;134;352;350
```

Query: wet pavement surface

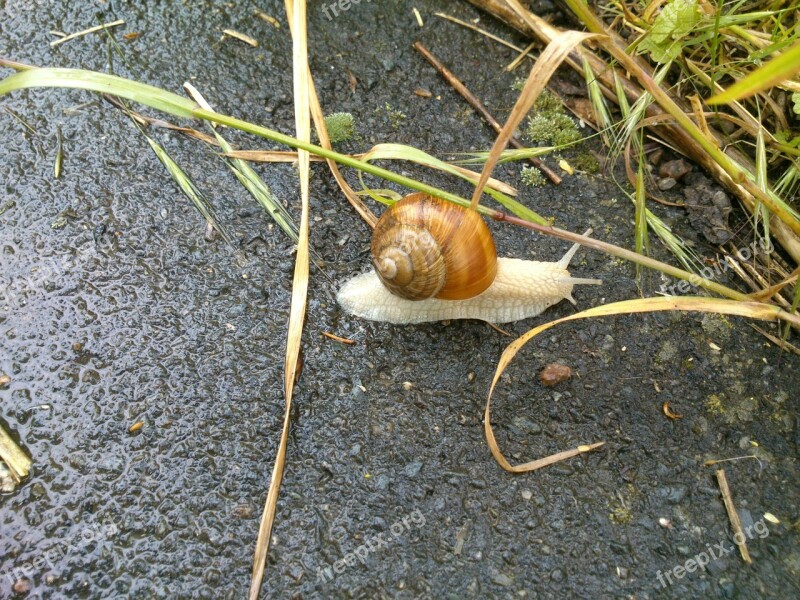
1;1;798;598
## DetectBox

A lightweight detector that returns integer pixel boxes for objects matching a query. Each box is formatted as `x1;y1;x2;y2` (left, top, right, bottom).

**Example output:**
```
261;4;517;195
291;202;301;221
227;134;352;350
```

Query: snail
337;193;601;324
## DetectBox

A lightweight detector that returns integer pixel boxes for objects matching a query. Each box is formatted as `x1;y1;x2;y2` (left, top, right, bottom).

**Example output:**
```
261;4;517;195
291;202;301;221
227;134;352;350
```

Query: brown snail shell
370;193;498;300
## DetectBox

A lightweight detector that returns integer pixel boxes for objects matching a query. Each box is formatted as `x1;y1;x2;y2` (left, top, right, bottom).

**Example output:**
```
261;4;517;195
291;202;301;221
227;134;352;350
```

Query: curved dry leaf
485;296;800;473
662;401;683;419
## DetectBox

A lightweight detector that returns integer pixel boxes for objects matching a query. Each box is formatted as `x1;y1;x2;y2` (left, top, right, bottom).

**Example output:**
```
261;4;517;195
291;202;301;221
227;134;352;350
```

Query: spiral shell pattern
370;194;498;300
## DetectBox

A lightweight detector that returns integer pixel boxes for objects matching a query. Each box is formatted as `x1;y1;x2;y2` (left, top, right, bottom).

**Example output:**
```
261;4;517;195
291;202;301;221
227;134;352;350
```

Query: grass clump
322;112;355;143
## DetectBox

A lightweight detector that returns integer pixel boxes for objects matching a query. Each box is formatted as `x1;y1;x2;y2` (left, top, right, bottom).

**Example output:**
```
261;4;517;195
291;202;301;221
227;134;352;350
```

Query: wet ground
1;0;798;598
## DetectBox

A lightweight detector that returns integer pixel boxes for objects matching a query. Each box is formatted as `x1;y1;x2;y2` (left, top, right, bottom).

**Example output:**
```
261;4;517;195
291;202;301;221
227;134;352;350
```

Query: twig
412;41;561;185
322;331;356;345
715;469;753;564
435;12;532;56
222;29;259;47
50;19;125;47
704;455;763;472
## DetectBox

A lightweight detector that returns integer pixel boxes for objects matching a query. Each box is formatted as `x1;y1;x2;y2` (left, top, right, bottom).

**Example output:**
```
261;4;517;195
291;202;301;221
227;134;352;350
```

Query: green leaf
650;0;699;43
639;0;700;63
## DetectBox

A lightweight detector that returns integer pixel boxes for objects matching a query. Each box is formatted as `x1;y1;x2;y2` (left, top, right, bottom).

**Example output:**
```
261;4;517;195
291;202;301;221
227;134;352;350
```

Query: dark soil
1;1;798;598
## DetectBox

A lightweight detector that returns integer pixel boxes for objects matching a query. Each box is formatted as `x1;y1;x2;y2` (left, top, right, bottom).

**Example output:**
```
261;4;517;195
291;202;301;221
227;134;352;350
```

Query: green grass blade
0;66;197;118
582;57;612;143
754;123;770;241
613;72;631;118
361;143;549;224
634;150;649;263
454;147;556;164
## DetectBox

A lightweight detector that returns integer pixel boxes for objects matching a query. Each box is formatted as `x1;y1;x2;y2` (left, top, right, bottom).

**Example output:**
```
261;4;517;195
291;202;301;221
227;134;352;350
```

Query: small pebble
13;578;31;593
649;148;664;164
491;571;514;587
657;177;677;190
540;363;572;387
659;158;692;180
404;461;423;478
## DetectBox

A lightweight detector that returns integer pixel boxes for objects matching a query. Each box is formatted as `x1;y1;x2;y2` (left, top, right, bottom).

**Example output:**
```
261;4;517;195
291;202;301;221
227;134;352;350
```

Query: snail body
337;194;601;324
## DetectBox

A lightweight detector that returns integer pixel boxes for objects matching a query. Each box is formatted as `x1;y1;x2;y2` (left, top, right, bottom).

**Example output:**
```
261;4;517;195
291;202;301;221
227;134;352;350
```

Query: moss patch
520;165;546;187
523;89;581;147
322;112;355;143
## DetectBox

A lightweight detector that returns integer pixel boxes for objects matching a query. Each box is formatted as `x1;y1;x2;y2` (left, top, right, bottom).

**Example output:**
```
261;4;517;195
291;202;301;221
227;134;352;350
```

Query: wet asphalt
1;0;798;598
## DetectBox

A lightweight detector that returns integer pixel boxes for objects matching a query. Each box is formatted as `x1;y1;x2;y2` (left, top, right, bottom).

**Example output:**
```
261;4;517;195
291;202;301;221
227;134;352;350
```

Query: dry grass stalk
0;422;32;483
50;19;124;47
248;1;311;598
222;29;259;47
